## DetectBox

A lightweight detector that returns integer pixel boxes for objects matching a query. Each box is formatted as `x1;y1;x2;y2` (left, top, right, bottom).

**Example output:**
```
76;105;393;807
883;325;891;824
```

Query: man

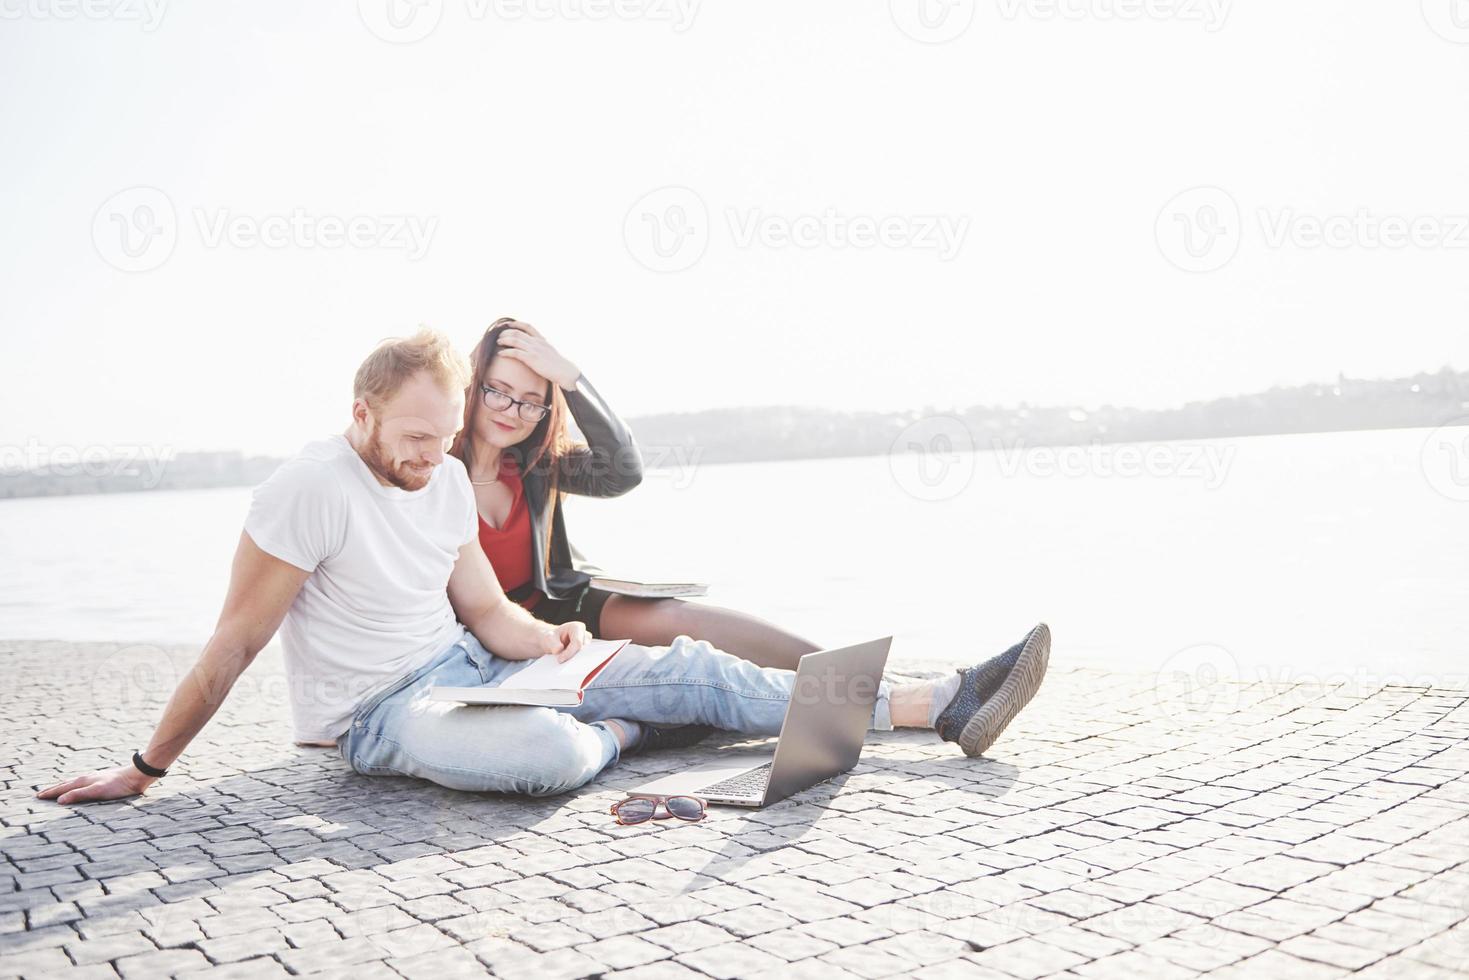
39;330;1050;804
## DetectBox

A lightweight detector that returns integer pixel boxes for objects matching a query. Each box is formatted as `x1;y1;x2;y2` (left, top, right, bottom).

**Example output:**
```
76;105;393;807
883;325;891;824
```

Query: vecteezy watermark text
889;0;1229;43
0;0;167;29
995;0;1231;31
993;438;1235;489
624;186;970;273
525;442;704;491
194;208;437;259
886;416;1236;502
356;0;698;44
1258;208;1469;251
726;208;969;261
1;440;172;487
477;0;697;28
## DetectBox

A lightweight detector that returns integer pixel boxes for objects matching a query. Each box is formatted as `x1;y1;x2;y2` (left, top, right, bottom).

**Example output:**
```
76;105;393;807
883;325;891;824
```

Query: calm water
2;426;1465;685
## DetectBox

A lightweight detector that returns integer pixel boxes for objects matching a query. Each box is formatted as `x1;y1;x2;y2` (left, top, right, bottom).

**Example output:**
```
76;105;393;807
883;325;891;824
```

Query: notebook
590;576;708;599
428;638;629;707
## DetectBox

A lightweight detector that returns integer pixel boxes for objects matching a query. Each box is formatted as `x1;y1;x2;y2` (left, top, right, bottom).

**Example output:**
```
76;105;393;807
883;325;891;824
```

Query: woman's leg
597;595;821;670
568;635;894;735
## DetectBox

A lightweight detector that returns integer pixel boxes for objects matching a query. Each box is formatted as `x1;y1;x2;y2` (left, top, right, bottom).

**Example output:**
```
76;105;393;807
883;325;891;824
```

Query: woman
449;317;820;670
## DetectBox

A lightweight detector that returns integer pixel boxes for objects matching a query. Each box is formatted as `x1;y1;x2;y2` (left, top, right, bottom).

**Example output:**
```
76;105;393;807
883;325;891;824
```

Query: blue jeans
338;632;893;797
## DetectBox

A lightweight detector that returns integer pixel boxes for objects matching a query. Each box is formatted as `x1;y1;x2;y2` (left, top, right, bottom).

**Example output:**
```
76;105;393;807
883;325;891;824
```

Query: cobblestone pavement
3;640;1468;979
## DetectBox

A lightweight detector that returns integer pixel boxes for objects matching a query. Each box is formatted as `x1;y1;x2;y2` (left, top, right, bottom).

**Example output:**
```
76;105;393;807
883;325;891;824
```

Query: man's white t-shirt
244;435;477;743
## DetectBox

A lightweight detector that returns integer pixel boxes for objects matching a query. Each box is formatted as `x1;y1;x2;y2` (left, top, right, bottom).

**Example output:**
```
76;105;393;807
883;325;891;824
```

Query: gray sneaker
934;623;1050;757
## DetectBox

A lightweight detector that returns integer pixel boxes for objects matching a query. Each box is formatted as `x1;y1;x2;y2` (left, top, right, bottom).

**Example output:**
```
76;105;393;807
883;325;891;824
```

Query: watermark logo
92;186;177;273
889;415;976;502
995;0;1231;32
0;0;168;30
1155;186;1241;273
1422;0;1469;43
357;0;444;43
624;186;709;273
88;644;180;711
1445;883;1469;967
890;0;976;44
1153;642;1242;724
1421;418;1469;502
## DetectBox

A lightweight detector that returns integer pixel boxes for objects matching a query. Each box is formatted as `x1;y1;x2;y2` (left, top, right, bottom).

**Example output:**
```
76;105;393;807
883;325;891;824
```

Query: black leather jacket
505;374;643;603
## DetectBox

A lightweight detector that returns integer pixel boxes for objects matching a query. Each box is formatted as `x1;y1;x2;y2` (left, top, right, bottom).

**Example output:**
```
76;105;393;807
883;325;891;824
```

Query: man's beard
360;427;434;491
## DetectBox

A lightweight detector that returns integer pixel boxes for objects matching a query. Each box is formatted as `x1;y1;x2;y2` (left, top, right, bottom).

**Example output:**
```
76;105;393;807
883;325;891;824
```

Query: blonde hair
353;328;470;405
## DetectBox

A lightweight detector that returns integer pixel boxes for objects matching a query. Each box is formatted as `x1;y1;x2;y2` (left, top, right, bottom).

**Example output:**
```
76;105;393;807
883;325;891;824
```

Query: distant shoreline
4;366;1465;500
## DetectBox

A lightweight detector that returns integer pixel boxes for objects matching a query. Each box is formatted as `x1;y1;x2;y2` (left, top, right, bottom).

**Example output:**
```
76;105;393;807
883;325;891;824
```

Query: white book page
593;573;707;588
592;580;708;598
493;638;627;693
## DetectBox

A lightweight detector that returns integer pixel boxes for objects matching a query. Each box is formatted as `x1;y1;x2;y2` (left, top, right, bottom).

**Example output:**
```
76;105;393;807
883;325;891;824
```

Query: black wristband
132;751;167;779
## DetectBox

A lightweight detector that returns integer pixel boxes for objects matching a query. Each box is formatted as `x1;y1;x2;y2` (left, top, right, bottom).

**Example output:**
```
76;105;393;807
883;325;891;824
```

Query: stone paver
2;641;1468;978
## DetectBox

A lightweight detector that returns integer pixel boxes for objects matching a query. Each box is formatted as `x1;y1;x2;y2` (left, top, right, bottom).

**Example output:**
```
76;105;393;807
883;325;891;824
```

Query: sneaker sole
957;622;1050;757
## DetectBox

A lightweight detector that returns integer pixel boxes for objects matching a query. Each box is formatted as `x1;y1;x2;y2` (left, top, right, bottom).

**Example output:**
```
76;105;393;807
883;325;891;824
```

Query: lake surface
2;426;1465;689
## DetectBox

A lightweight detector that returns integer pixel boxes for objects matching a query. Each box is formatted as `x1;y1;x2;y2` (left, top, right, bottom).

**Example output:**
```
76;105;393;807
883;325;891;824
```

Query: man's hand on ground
34;534;307;807
546;622;590;663
36;765;155;805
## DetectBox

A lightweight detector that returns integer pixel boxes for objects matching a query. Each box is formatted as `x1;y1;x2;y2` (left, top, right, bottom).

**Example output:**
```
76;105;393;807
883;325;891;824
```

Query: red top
475;459;542;610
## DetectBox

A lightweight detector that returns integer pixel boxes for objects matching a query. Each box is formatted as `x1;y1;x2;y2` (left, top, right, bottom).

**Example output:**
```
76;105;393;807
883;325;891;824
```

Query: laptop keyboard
698;763;773;798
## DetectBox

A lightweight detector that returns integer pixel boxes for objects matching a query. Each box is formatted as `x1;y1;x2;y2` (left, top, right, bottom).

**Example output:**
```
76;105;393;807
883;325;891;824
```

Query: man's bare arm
447;538;587;663
37;531;310;805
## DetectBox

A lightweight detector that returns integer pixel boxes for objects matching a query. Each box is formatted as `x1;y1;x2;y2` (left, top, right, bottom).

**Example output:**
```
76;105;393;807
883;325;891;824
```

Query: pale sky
2;1;1467;457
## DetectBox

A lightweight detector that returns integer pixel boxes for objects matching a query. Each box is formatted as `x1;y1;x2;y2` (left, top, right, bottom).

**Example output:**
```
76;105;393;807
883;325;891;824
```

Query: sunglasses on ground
610;794;706;825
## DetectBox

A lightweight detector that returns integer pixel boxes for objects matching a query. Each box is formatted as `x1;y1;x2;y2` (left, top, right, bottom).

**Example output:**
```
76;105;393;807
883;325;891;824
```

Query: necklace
470;450;505;487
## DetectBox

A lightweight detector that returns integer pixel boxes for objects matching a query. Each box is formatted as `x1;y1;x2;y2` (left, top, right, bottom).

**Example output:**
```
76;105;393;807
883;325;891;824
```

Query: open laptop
626;637;891;808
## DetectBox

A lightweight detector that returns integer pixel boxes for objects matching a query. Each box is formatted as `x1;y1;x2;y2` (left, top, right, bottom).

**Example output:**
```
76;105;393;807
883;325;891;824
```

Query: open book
591;576;708;599
428;638;629;708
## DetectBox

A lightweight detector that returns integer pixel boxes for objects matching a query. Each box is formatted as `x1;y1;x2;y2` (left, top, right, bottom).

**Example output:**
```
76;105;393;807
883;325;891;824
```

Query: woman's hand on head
497;324;581;391
544;621;590;663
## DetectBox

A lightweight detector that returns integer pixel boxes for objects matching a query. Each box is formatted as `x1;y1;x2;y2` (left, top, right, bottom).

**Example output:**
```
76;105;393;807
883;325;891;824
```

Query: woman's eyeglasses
610;794;706;825
481;385;550;423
